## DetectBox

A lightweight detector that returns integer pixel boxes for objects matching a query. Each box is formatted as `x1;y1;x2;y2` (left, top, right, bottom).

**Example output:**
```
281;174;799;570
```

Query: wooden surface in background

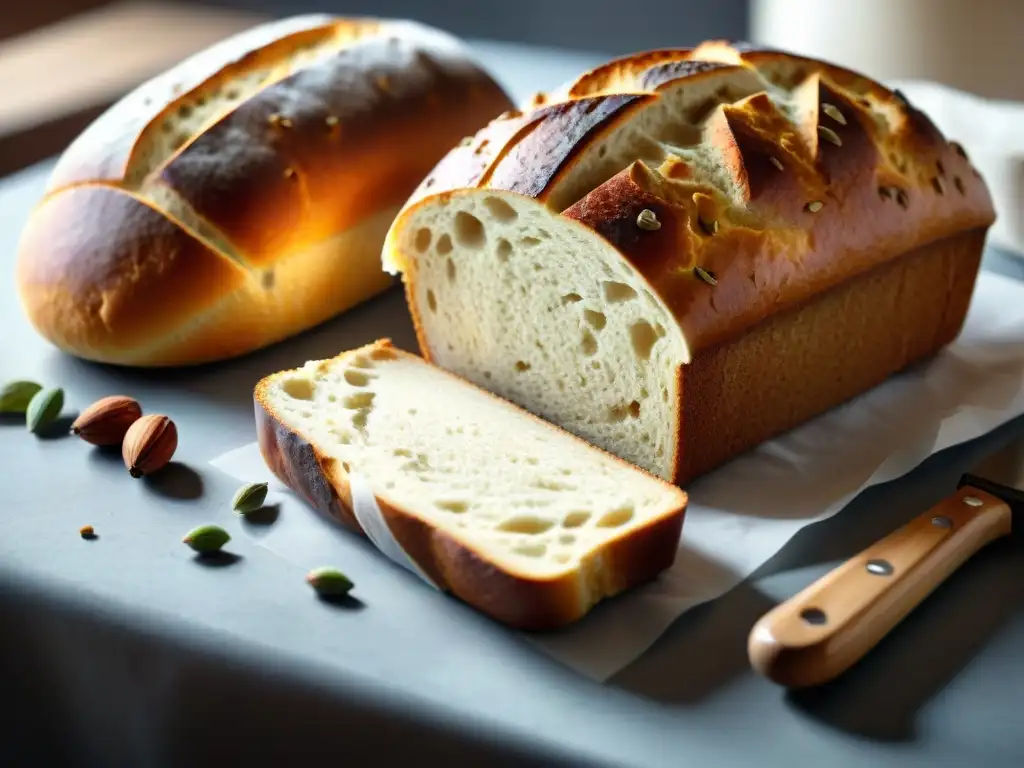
0;0;113;43
0;0;264;177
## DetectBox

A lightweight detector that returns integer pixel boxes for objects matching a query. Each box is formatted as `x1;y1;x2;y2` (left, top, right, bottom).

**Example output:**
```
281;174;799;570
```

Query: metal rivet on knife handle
865;559;893;576
931;515;953;528
962;496;983;507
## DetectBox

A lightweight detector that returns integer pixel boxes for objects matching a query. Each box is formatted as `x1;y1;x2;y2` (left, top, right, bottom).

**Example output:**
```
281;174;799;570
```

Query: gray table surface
3;40;1024;768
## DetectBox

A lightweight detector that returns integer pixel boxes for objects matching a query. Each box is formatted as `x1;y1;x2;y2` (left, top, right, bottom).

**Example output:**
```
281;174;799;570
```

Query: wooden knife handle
748;485;1013;688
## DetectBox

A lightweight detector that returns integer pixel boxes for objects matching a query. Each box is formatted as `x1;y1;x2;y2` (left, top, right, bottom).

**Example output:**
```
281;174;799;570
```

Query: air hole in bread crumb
532;478;576;492
342;461;351;473
581;330;598;356
414;228;432;252
330;429;352;444
526;457;540;465
446;259;456;282
370;347;396;361
436;234;453;255
608;402;637;422
515;361;531;372
559;534;575;545
497;516;554;535
604;281;638;302
352;410;370;430
343;392;375;409
483;371;492;380
514;543;547;558
597;506;634;528
591;360;601;370
562;292;582;304
496;238;512;262
350;355;374;369
630;320;658;361
584;309;606;330
562;511;591;528
483;196;518;222
453;211;486;248
435;499;469;513
282;376;314;400
344;370;370;387
598;145;608;158
427;289;437;312
394;448;413;457
521;236;542;247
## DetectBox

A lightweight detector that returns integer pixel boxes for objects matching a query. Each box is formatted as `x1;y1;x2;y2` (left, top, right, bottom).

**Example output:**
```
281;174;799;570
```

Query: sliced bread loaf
255;339;687;629
383;43;995;486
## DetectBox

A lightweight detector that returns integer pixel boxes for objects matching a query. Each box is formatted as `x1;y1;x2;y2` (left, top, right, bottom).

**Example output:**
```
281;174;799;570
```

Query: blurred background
3;0;1021;178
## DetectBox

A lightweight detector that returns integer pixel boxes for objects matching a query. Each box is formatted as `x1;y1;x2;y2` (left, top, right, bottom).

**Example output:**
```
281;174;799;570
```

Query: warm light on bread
255;339;687;629
383;41;997;486
15;15;513;367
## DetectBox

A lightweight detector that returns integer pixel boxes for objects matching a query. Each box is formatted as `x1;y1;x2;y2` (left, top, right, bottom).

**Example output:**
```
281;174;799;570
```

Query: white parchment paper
211;270;1024;682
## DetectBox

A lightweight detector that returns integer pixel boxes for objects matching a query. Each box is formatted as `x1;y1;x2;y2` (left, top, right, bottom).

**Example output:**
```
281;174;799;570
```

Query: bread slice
254;339;687;630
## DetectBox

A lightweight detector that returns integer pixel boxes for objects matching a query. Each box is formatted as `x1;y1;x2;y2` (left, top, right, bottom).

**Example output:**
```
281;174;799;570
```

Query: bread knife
747;431;1024;688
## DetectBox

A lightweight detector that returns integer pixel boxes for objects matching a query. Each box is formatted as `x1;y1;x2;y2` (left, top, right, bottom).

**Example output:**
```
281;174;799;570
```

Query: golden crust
159;23;510;265
45;14;340;192
17;16;514;366
254;339;688;630
387;41;999;486
15;185;248;361
394;41;997;359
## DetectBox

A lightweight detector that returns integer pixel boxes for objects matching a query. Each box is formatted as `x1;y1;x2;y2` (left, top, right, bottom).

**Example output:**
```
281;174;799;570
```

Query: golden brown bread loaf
15;14;513;367
383;41;997;487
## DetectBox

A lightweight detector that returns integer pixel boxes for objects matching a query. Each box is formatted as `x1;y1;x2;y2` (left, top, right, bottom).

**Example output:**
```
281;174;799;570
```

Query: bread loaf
15;15;513;367
255;339;687;629
383;41;997;486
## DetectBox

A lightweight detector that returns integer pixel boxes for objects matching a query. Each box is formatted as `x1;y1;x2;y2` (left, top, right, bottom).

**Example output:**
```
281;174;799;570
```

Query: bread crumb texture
261;343;683;579
385;40;995;483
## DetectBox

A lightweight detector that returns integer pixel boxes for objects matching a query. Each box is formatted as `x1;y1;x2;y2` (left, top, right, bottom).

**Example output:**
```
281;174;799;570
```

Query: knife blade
747;430;1024;688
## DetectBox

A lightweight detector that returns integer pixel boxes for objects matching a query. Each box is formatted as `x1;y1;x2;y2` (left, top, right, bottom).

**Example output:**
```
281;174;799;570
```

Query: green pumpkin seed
306;566;354;596
0;380;42;414
183;524;231;554
232;482;269;515
26;387;64;433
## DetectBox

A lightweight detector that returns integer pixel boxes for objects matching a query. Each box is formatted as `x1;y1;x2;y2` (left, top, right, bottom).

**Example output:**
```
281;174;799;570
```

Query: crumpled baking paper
211;268;1024;682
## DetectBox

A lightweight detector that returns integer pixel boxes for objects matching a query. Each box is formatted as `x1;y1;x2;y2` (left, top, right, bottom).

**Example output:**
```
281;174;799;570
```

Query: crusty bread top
387;41;996;357
40;15;513;267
